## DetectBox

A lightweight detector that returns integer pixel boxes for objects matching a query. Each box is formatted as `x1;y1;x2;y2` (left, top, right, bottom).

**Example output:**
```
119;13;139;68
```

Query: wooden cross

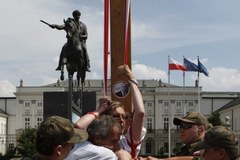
110;0;132;112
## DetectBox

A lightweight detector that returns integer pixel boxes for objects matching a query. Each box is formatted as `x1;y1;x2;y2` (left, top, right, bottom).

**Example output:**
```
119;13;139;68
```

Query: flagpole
183;56;186;114
183;71;187;114
197;56;200;112
168;56;171;158
198;72;200;112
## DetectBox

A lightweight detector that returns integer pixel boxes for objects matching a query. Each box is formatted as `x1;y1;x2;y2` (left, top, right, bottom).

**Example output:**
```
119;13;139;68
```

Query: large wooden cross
110;0;132;112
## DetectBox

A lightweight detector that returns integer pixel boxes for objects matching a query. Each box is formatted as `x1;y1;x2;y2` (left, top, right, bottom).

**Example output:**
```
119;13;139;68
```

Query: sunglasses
179;123;193;129
112;114;127;120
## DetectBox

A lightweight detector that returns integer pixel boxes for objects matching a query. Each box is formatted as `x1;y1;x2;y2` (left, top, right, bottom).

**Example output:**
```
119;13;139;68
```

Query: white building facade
1;79;240;155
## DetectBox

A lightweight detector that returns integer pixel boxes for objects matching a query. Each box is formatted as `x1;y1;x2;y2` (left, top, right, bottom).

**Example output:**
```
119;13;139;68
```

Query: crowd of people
24;9;239;160
31;63;239;160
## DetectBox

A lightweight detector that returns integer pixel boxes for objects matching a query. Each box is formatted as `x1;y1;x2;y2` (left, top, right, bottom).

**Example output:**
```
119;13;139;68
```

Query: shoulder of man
176;145;191;156
67;141;117;159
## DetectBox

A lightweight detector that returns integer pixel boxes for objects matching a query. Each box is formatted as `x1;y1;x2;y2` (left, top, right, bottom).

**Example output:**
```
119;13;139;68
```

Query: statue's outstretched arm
40;19;65;30
50;24;65;30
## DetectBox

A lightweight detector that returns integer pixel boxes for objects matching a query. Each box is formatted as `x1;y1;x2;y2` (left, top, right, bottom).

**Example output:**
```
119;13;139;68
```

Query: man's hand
97;97;111;114
118;64;135;81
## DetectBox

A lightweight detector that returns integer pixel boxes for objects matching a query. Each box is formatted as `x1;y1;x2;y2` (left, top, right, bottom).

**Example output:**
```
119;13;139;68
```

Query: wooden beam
110;0;132;112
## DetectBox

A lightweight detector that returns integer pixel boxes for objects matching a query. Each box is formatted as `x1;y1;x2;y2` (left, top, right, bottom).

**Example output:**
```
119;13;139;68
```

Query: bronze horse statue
59;17;86;88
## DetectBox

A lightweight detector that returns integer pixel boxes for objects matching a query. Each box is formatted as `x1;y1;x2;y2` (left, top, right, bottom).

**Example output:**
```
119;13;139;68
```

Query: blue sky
1;0;240;96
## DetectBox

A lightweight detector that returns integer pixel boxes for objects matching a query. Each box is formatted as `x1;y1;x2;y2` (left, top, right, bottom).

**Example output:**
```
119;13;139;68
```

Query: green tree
17;128;37;157
208;112;223;126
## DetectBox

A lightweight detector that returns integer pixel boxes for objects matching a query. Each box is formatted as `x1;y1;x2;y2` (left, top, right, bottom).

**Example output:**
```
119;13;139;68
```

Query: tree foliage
17;128;37;157
208;112;223;126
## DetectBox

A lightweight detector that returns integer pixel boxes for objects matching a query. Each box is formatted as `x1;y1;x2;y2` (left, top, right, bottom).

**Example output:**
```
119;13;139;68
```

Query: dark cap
36;116;88;155
173;112;209;129
195;126;238;151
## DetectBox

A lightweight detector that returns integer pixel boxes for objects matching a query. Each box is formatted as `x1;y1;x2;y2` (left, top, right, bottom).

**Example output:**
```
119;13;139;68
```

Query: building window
24;101;31;107
147;102;152;107
37;117;43;127
164;117;169;131
188;101;194;106
37;101;43;107
147;118;153;130
24;118;31;128
176;101;182;106
163;101;169;107
146;142;152;154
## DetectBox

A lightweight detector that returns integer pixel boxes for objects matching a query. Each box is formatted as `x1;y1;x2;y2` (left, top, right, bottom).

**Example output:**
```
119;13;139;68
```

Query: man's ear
218;148;227;159
197;125;205;134
55;144;63;156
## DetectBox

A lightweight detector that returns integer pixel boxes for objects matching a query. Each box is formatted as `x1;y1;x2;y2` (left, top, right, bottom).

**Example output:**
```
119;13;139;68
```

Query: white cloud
200;67;240;91
132;64;168;81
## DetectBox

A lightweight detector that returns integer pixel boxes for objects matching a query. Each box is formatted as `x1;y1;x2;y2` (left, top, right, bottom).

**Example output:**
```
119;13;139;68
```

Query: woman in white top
75;64;146;158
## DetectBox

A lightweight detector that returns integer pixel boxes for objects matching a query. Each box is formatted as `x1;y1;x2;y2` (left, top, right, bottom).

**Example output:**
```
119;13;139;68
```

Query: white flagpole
183;70;186;114
168;56;171;158
183;56;186;114
197;56;200;112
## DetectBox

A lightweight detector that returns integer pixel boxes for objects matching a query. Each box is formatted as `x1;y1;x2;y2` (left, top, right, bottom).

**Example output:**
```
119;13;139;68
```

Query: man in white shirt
66;115;132;160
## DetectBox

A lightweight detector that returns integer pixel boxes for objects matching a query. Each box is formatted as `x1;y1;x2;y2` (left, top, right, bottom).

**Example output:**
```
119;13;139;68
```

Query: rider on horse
50;10;91;72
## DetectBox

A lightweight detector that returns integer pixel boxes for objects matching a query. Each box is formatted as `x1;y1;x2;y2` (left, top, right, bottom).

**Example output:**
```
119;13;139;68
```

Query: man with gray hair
66;115;132;159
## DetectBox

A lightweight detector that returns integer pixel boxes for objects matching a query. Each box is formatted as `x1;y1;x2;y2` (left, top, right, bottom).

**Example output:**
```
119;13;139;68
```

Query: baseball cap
173;112;209;129
36;115;88;154
195;126;238;150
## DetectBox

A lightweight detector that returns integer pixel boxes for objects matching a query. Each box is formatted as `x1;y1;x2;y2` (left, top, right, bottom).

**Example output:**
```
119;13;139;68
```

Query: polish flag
169;58;186;71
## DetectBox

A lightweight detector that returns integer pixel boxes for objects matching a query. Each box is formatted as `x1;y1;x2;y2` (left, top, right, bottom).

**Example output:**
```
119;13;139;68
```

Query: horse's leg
60;64;64;81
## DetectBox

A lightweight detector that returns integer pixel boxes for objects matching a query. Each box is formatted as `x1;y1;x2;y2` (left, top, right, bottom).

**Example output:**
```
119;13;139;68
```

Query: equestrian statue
41;10;90;88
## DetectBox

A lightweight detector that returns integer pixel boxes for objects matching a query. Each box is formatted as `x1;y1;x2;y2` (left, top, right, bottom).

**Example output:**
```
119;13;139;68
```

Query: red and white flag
169;57;186;71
